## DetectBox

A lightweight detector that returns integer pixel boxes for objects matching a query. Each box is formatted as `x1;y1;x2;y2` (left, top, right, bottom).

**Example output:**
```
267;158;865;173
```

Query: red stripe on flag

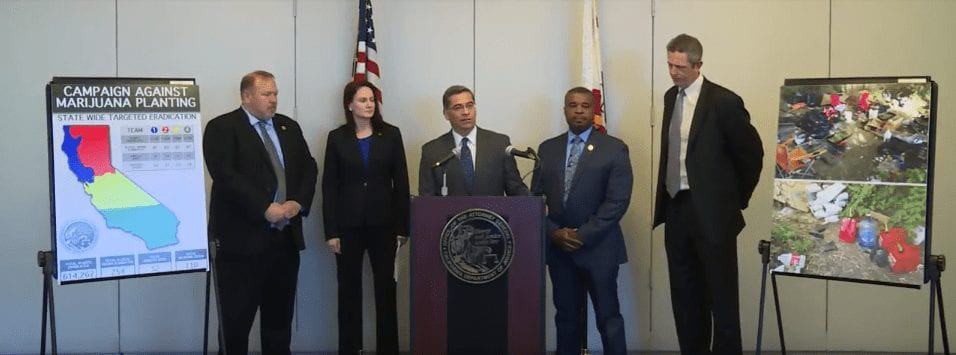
592;89;606;132
365;61;380;76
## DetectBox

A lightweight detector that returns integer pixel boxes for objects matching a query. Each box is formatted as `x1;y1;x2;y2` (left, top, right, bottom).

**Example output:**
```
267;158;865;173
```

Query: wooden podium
410;196;545;355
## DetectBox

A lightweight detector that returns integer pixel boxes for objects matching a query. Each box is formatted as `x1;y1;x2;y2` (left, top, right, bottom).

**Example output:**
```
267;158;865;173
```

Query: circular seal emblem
440;209;515;284
59;221;98;253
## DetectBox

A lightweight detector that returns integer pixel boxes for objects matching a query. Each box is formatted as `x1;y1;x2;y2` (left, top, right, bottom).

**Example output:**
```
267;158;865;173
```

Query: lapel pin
280;125;287;131
587;144;594;152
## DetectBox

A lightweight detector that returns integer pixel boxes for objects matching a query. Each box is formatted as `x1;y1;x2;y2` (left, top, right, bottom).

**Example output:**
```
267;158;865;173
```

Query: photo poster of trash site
771;77;937;288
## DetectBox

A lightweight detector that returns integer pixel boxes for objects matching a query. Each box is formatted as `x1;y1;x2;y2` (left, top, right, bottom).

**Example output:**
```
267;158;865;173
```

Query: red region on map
69;125;115;176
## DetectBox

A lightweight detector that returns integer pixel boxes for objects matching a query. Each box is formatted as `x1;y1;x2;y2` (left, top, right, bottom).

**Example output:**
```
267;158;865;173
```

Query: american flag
353;0;381;101
582;0;607;133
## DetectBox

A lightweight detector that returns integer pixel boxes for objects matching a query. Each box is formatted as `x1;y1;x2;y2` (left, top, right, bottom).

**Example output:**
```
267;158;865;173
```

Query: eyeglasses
449;102;476;113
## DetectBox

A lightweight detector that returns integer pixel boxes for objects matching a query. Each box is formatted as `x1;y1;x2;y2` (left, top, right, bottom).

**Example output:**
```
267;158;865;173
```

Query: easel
37;251;57;355
37;244;225;355
927;254;950;354
754;240;949;355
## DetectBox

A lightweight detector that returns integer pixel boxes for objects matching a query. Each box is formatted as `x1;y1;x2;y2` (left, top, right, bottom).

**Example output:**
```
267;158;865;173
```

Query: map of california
61;125;179;249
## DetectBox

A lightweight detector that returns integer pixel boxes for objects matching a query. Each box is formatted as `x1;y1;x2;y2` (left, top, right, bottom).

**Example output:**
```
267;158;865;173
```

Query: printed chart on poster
770;77;936;288
47;77;209;284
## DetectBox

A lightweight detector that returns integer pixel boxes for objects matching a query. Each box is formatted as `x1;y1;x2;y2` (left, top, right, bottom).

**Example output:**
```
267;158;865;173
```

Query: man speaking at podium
203;70;318;354
532;87;632;355
416;85;529;354
418;85;529;197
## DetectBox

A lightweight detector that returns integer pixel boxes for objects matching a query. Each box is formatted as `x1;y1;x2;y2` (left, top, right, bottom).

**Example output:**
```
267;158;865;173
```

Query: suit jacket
531;130;632;267
321;123;410;239
653;78;763;240
418;127;529;196
204;108;318;255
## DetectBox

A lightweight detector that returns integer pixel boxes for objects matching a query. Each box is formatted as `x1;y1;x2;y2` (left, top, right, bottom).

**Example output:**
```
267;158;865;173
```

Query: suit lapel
687;79;712;152
473;128;489;191
556;135;569;199
273;116;294;173
440;131;466;193
342;129;360;172
550;135;569;214
366;129;385;173
661;88;677;157
663;88;676;131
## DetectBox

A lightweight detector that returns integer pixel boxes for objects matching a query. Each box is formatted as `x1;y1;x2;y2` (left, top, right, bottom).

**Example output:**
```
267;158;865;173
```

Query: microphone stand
432;149;458;196
440;166;448;196
431;162;450;197
519;150;542;187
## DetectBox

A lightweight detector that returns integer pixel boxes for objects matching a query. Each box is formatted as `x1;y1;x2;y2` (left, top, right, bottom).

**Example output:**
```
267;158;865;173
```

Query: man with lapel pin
203;70;318;354
654;34;763;354
532;87;632;355
418;85;529;197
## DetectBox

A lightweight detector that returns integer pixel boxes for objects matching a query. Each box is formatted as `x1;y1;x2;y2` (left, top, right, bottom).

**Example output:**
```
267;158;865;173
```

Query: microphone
433;147;461;167
506;145;537;160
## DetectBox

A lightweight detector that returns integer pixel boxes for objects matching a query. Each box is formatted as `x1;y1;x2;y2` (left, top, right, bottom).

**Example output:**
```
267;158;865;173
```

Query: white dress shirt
677;74;704;191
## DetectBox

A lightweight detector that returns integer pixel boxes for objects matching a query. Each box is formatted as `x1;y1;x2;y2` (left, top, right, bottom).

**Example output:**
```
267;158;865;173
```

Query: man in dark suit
417;85;528;353
203;70;318;354
418;85;529;196
653;34;763;354
532;87;632;355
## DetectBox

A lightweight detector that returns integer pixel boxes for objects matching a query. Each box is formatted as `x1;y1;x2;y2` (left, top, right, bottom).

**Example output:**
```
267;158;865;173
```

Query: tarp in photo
770;77;936;288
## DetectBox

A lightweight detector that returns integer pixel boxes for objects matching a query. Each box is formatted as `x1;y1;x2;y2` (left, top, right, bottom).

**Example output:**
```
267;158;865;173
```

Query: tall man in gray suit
418;85;529;196
654;34;763;354
532;87;632;355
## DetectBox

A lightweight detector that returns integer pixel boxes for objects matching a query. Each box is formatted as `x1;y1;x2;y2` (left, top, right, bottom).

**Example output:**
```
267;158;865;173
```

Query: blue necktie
460;137;475;193
666;89;685;197
564;136;583;204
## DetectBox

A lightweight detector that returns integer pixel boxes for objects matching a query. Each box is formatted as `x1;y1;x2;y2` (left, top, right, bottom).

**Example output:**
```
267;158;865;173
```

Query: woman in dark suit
322;81;409;355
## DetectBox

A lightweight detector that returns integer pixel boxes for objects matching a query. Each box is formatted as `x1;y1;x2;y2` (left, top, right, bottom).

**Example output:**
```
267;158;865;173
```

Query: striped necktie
564;136;583;204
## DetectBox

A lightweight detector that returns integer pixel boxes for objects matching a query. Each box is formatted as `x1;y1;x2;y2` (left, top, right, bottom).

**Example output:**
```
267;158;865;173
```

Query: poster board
770;77;936;288
47;77;209;284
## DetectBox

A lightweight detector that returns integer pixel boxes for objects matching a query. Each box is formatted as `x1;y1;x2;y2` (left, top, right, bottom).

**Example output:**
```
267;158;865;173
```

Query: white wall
1;1;121;353
1;0;953;353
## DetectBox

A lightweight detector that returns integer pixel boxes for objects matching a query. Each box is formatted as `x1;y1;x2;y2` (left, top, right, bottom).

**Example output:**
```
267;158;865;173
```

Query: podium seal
440;208;515;284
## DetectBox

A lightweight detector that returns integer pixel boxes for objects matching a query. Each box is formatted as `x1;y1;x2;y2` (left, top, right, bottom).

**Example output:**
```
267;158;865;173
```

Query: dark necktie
666;89;685;197
564;136;583;204
460;137;475;193
257;121;286;202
